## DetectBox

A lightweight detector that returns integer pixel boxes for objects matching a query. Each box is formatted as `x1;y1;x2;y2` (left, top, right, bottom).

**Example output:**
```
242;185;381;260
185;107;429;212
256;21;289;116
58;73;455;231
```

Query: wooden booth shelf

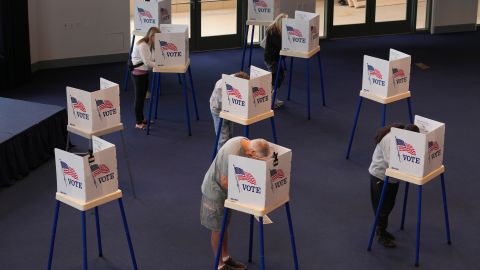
246;20;272;26
280;46;321;59
153;59;190;74
359;90;411;104
386;165;445;186
219;110;274;126
67;123;124;140
224;197;290;217
55;189;123;211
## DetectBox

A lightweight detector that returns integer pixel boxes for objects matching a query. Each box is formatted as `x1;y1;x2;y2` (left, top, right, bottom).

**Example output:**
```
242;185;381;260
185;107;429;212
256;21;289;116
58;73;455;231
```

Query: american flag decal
71;97;86;112
96;99;114;111
90;164;110;177
252;86;266;97
270;169;285;181
392;68;406;78
159;41;178;51
60;161;78;180
253;0;268;7
396;138;416;155
286;26;303;37
234;166;257;185
367;64;383;79
428;141;440;153
137;7;153;19
226;84;243;99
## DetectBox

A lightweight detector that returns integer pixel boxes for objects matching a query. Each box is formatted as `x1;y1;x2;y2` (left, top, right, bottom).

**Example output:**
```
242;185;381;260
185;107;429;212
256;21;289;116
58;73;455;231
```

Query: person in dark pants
130;26;160;129
369;123;420;247
264;13;288;109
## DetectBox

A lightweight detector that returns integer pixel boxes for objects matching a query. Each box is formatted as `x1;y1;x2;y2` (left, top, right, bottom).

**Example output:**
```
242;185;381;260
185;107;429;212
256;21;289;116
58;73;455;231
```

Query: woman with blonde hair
130;26;160;129
264;13;288;108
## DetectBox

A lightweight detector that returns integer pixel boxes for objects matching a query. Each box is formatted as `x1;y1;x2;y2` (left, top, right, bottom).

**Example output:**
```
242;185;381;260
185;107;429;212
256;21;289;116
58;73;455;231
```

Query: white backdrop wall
28;0;130;67
431;0;479;33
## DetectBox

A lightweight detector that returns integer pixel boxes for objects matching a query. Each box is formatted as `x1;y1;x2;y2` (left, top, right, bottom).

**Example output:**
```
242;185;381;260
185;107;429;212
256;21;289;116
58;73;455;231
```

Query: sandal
135;123;146;130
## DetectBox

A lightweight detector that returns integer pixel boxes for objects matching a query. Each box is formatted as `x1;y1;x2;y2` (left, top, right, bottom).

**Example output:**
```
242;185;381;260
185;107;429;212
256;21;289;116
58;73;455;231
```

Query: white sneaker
274;99;284;109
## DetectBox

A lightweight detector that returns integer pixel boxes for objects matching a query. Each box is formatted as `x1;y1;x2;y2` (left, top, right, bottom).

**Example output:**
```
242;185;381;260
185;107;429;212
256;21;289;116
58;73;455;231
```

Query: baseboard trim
431;24;477;34
31;53;128;73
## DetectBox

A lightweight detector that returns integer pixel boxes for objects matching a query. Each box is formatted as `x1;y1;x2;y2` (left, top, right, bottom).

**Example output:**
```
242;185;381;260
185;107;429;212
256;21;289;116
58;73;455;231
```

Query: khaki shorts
200;195;231;232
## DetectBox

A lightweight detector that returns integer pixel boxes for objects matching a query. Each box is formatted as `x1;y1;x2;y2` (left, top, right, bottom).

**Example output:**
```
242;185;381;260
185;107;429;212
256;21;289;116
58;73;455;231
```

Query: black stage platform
0;97;67;186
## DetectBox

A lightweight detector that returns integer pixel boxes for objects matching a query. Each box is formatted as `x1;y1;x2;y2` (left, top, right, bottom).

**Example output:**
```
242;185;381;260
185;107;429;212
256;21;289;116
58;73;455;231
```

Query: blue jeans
211;110;234;150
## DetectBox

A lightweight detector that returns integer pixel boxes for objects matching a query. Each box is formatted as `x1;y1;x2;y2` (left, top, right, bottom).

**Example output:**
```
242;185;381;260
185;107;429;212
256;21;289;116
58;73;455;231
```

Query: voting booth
282;10;320;52
221;66;272;119
227;142;292;211
134;0;172;33
362;49;411;98
389;115;445;178
66;78;121;133
154;24;189;67
55;136;119;203
248;0;281;21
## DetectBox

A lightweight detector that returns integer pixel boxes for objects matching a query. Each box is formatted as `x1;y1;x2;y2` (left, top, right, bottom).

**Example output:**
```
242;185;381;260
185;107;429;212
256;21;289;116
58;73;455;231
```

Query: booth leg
94;207;103;257
400;182;410;230
181;73;192;136
120;131;136;198
65;133;70;151
368;176;390;251
415;185;423;267
286;202;299;270
118;198;138;270
259;216;265;270
214;208;229;270
287;58;293;101
146;74;156;135
305;58;311;120
272;56;284;110
47;201;60;270
282;57;287;71
317;52;326;106
248;26;255;70
440;174;452;245
381;104;387;127
241;25;250;72
270;117;278;144
81;211;88;270
211;118;224;161
248;215;254;263
345;97;364;159
244;125;250;139
188;66;200;121
155;73;161;120
123;35;136;91
407;97;414;124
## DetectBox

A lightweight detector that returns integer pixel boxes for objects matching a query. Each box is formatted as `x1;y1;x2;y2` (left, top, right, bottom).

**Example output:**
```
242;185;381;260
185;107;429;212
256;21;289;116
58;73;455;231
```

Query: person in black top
264;13;288;108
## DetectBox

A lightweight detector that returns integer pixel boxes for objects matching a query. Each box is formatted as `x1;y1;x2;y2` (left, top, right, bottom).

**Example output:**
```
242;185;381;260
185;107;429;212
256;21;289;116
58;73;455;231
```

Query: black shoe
338;0;348;5
376;228;396;241
378;234;397;248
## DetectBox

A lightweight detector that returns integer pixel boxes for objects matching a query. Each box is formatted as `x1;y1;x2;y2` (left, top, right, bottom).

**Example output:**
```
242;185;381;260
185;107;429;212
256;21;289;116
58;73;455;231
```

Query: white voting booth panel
389;116;445;178
248;0;281;21
134;0;172;33
228;143;292;211
282;11;320;53
154;24;189;67
55;136;119;203
67;78;121;133
362;49;411;98
221;66;272;119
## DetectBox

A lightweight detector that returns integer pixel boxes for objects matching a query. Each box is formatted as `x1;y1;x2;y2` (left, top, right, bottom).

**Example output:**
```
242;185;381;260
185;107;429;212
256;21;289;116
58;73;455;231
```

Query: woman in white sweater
130;26;159;129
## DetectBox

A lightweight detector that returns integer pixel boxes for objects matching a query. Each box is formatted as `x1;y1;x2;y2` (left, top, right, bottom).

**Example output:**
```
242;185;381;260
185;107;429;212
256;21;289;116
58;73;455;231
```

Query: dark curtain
0;0;31;92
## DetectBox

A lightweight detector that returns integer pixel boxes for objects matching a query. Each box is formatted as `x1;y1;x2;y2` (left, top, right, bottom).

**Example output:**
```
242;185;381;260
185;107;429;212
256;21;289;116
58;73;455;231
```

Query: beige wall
29;0;130;64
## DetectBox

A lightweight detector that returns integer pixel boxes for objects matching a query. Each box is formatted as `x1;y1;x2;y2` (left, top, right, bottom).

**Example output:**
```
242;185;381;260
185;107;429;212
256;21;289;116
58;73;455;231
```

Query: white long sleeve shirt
131;41;156;71
368;132;398;183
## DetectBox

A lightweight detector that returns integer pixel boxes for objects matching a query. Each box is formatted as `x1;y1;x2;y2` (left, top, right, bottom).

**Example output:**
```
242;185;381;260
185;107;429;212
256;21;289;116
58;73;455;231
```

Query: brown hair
137;27;160;49
234;71;250;80
374;123;405;145
405;124;420;133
